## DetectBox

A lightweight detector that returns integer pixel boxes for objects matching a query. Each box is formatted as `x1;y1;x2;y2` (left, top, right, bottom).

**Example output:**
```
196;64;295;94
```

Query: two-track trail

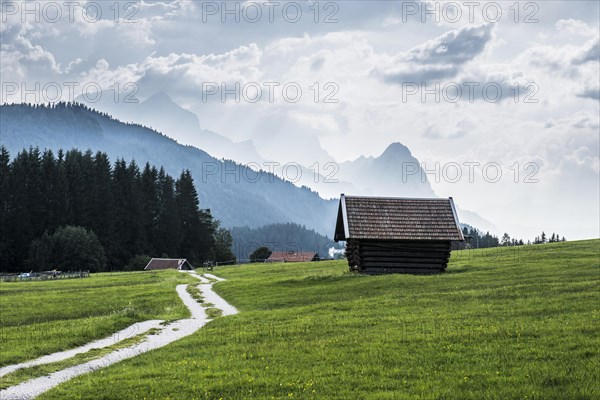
0;271;237;400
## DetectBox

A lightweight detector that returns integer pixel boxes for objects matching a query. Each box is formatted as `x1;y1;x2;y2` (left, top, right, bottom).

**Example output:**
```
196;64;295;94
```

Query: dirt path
0;319;164;378
0;272;236;400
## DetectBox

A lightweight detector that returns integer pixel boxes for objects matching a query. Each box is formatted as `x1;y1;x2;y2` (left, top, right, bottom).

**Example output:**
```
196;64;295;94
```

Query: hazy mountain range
0;103;337;234
73;92;498;233
73;92;436;200
0;101;498;235
75;92;266;166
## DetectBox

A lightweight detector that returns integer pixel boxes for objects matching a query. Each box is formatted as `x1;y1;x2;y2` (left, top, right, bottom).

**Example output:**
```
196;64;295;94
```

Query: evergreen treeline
460;225;567;249
229;222;342;262
460;225;501;248
0;146;234;272
531;232;566;245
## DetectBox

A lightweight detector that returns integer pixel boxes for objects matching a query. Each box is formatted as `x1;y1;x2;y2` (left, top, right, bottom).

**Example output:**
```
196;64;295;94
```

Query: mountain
309;143;499;232
75;92;365;195
74;93;435;200
336;142;436;197
74;92;266;165
253;141;437;200
0;102;498;235
456;208;499;235
0;103;337;234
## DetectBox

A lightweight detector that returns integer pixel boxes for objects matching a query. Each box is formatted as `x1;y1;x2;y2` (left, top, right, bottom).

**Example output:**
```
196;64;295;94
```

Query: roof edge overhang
449;197;465;242
334;193;350;242
343;195;442;201
347;237;458;242
341;194;349;239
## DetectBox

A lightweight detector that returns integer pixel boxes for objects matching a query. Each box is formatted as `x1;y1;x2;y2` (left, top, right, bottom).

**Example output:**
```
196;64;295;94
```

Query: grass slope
0;270;195;366
30;240;600;398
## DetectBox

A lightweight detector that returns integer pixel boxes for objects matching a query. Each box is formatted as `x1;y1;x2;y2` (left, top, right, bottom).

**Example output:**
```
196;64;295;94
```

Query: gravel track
0;272;236;400
0;319;164;378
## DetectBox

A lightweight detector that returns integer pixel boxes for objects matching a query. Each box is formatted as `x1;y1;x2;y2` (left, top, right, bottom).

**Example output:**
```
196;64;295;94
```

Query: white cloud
555;19;597;37
423;119;474;140
572;37;600;65
376;24;494;83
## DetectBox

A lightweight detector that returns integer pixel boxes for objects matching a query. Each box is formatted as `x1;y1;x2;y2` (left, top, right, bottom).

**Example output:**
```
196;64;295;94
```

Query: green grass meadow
0;270;195;366
3;239;599;399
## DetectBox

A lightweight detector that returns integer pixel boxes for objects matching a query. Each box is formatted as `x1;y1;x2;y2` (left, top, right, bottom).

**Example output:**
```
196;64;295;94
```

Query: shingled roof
144;258;194;271
267;251;320;263
334;195;464;241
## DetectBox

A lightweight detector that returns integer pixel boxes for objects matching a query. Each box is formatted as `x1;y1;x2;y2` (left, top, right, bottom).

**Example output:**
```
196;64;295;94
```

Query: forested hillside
0;146;234;272
0;103;338;235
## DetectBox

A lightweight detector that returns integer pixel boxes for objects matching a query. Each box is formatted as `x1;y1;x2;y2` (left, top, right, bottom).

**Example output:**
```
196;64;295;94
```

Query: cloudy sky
1;0;599;240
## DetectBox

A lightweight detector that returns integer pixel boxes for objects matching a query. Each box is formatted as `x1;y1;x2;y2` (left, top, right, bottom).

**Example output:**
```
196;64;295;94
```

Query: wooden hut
266;251;320;263
144;258;194;271
334;195;464;274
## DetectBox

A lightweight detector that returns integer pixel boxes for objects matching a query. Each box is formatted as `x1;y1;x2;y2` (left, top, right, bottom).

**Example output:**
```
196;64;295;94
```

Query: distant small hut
266;251;320;263
334;195;464;274
144;258;194;271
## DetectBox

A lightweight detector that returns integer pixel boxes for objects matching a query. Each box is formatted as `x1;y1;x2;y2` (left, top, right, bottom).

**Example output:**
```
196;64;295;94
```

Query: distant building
144;258;194;271
266;251;320;263
328;246;345;260
334;194;464;274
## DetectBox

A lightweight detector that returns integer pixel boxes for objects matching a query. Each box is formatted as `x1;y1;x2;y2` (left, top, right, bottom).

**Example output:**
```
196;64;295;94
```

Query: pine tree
64;150;87;227
127;160;146;256
157;169;181;257
54;150;75;229
79;150;97;228
140;163;160;255
5;150;35;271
176;170;203;263
26;147;46;240
213;227;235;264
110;159;145;268
90;152;115;260
39;150;56;229
0;146;11;269
111;159;131;268
198;209;216;263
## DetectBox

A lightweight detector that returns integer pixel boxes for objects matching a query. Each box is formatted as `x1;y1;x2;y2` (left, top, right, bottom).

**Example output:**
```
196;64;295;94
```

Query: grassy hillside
0;271;195;366
26;240;600;398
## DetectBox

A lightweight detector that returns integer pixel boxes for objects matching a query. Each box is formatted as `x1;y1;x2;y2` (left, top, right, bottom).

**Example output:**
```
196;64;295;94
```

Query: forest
460;225;566;249
0;146;234;272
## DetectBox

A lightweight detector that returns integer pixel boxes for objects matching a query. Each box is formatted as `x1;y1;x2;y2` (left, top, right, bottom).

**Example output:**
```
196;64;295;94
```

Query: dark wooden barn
144;258;194;271
266;251;320;263
334;195;464;274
